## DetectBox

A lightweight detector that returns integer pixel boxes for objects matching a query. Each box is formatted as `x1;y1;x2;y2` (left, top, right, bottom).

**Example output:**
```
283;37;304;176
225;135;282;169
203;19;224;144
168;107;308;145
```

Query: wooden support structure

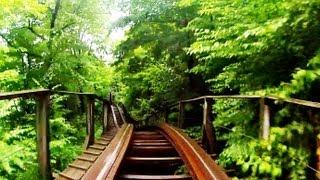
102;101;109;133
84;96;95;149
36;92;52;180
316;134;320;179
202;98;217;154
259;98;270;140
164;110;168;123
178;102;185;128
307;109;320;178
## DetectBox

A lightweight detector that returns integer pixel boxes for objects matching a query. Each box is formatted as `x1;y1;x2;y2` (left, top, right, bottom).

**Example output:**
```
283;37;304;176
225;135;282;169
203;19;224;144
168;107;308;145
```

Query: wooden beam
178;102;185;128
52;90;96;96
84;96;95;149
259;98;270;140
307;110;320;178
267;96;320;109
117;105;126;124
0;89;50;100
202;98;217;154
102;101;109;133
180;95;261;103
178;95;320;109
36;92;52;180
111;105;121;129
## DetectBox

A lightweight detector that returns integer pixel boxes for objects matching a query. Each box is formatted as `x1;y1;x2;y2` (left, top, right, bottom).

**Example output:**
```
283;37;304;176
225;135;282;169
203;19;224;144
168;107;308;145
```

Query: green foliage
0;0;114;178
113;0;198;121
214;99;313;178
188;0;320;93
278;51;320;100
0;0;319;179
218;123;312;179
183;126;202;141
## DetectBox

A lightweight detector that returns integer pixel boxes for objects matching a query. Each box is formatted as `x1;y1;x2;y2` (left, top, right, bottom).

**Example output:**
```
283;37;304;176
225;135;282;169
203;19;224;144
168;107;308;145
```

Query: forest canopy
0;0;320;179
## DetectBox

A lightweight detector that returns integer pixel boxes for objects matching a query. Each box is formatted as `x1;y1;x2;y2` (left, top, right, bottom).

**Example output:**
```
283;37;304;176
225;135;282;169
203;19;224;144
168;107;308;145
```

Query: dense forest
0;0;320;179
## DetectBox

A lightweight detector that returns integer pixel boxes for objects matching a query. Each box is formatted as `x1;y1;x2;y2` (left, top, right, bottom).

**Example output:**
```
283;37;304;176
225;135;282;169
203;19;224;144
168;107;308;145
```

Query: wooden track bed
55;128;117;180
57;123;229;180
116;130;192;179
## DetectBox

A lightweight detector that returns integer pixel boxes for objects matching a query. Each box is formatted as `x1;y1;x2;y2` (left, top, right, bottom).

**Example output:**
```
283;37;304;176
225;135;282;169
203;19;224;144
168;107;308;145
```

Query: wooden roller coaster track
0;89;319;179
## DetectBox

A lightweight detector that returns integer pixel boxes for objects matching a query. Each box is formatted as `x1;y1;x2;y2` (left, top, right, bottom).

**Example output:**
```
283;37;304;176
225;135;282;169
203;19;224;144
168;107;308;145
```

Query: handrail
0;89;109;101
267;96;320;109
0;89;112;180
159;123;229;180
53;90;108;101
0;89;50;100
52;90;96;96
179;95;261;103
175;94;320;156
175;94;320;175
178;95;320;109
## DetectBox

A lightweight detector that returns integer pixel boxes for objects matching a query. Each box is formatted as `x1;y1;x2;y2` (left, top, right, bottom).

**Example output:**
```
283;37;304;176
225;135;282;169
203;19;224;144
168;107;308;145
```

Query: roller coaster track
2;89;319;179
56;104;228;180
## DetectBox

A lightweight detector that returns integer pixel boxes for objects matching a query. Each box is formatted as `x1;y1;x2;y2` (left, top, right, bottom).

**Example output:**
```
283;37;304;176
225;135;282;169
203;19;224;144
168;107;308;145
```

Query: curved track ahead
56;104;229;180
78;123;229;180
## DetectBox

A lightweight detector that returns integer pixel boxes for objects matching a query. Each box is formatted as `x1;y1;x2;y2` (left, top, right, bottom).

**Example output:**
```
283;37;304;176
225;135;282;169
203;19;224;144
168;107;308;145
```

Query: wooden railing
0;89;113;180
176;94;320;173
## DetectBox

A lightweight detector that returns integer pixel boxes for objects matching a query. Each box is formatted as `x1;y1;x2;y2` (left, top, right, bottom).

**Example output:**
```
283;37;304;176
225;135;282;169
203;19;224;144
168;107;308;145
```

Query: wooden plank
99;137;112;141
69;164;88;171
70;159;92;170
87;148;103;154
84;97;95;149
134;131;160;135
59;167;85;180
84;150;101;156
178;102;185;128
133;134;165;140
180;95;261;103
133;139;168;143
102;101;109;133
124;157;182;166
125;157;181;161
267;96;320;109
36;92;52;180
111;105;121;128
159;123;229;180
89;144;105;150
117;105;127;124
52;90;96;96
259;98;270;140
119;174;192;179
202;98;216;154
95;140;109;146
78;154;97;162
129;146;177;157
131;142;171;146
0;89;50;100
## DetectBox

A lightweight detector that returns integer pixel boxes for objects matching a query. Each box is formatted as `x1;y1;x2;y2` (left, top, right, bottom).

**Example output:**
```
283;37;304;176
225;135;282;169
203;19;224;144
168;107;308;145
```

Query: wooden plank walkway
55;128;117;180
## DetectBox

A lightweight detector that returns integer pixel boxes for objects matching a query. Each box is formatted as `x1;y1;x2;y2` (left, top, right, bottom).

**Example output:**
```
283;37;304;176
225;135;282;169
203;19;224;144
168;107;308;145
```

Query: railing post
308;109;320;178
84;96;95;148
259;98;270;140
202;98;217;154
102;100;109;133
36;92;52;180
164;110;168;123
178;102;185;128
